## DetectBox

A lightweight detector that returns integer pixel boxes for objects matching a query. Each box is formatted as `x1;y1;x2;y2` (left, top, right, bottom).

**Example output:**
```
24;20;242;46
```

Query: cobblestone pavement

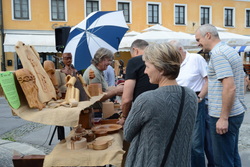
0;121;53;154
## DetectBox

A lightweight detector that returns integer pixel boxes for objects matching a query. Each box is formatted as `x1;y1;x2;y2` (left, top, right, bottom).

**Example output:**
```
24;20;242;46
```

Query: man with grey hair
195;24;246;167
169;40;211;167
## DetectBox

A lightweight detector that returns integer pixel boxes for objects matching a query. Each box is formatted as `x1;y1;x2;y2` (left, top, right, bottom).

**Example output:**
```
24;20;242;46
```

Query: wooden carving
87;68;102;96
15;41;56;103
15;68;45;110
43;60;59;98
89;68;95;84
65;76;80;103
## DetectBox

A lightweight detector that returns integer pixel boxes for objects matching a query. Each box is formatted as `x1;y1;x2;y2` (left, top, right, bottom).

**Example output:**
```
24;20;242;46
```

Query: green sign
0;71;20;109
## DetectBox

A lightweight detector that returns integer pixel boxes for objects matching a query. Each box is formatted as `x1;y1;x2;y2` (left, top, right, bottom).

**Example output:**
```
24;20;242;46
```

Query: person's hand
216;118;229;135
115;84;124;96
117;117;125;126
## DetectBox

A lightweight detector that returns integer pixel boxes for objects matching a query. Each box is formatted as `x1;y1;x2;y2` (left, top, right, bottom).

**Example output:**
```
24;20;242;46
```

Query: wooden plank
15;41;56;104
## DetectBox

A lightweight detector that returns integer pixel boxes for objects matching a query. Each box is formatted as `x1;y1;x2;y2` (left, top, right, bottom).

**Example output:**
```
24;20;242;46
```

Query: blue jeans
209;112;244;167
191;99;206;167
204;104;215;167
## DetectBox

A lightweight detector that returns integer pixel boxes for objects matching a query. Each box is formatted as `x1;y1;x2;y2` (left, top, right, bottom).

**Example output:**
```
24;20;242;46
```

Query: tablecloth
12;93;104;127
43;131;125;167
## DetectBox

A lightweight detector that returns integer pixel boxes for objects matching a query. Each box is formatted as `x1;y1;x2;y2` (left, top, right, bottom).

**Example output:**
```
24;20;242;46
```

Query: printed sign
0;71;20;109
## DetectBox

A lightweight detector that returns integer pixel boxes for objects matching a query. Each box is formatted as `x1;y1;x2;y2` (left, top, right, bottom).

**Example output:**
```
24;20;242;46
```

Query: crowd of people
64;24;246;167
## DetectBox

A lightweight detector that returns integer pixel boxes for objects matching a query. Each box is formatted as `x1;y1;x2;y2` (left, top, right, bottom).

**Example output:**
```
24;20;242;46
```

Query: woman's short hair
143;43;181;80
91;48;114;65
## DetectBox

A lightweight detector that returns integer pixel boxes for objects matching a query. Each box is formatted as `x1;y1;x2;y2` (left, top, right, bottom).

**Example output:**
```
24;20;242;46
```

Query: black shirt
125;55;158;101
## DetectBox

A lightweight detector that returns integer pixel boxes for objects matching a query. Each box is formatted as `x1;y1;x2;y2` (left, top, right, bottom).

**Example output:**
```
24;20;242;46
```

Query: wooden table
43;130;125;167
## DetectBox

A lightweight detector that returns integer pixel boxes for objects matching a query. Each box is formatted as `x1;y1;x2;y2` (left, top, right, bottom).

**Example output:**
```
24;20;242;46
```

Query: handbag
160;86;185;167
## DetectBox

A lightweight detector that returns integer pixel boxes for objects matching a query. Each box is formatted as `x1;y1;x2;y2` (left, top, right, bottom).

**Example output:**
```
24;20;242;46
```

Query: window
246;9;250;27
13;0;29;20
175;4;186;25
147;3;160;24
118;2;130;23
200;6;211;25
51;0;65;21
86;0;99;16
224;8;234;27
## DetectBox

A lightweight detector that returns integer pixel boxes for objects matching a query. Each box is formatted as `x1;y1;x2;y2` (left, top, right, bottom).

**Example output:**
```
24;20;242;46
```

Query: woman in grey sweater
124;43;198;167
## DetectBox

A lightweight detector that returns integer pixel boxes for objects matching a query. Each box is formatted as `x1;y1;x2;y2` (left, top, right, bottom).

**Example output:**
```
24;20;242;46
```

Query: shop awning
233;46;250;53
3;34;57;53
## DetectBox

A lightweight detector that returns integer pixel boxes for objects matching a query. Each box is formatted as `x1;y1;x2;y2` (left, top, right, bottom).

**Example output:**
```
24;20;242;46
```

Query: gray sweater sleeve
124;95;150;142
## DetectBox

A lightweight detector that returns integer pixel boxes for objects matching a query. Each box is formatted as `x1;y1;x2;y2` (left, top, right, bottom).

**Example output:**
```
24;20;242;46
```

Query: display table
12;91;104;127
43;131;125;167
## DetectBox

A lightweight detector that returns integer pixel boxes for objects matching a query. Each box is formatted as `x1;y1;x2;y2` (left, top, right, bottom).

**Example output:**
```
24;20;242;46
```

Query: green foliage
1;136;16;142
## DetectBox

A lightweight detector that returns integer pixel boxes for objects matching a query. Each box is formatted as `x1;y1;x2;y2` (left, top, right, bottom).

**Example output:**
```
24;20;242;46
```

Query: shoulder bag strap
160;86;185;167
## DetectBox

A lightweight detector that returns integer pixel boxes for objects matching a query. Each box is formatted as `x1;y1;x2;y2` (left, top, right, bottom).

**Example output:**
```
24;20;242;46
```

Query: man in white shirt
169;40;211;167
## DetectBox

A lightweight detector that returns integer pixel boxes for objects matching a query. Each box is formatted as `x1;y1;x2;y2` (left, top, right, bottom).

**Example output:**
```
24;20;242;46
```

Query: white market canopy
4;33;57;53
216;27;250;47
142;24;172;32
118;24;197;51
119;31;141;51
119;25;250;52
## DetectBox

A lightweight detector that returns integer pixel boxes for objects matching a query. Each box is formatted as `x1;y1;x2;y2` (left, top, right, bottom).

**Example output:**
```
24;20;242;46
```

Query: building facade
1;0;250;71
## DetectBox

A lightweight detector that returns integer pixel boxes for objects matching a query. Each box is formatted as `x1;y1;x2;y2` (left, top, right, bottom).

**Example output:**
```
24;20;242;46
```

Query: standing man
195;24;246;167
117;39;158;125
169;40;210;167
104;65;116;87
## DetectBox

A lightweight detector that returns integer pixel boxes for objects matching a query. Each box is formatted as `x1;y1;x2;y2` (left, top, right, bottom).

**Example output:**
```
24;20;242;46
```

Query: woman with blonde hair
124;43;198;167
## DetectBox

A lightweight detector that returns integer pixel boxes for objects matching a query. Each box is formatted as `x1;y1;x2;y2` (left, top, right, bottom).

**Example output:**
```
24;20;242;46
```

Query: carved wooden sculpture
77;74;91;98
15;68;45;110
65;76;80;103
43;60;60;99
87;68;102;96
89;68;95;84
15;41;56;103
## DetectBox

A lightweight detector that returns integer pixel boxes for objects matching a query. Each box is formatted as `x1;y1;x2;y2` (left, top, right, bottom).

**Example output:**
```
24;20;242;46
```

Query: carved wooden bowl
91;124;122;134
87;140;112;150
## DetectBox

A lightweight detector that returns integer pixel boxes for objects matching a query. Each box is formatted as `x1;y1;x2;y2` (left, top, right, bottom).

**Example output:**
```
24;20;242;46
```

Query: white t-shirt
176;52;207;92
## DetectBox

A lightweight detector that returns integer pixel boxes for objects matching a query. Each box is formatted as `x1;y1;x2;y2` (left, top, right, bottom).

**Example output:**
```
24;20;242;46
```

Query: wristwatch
198;96;203;101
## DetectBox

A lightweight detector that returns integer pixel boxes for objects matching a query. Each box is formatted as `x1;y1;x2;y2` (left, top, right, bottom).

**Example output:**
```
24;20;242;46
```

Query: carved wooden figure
15;68;45;110
15;41;56;103
43;60;60;99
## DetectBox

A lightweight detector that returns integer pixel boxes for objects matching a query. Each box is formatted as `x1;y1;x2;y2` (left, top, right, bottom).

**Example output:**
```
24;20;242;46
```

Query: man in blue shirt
195;24;246;167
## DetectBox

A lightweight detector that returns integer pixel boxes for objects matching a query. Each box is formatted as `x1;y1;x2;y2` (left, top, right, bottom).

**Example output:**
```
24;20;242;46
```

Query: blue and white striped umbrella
233;46;250;53
64;11;128;70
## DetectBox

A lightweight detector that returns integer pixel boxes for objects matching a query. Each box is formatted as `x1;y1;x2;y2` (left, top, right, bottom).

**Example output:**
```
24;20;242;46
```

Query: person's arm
123;96;147;142
197;54;208;102
117;79;136;125
216;76;236;135
197;76;208;102
99;84;124;102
